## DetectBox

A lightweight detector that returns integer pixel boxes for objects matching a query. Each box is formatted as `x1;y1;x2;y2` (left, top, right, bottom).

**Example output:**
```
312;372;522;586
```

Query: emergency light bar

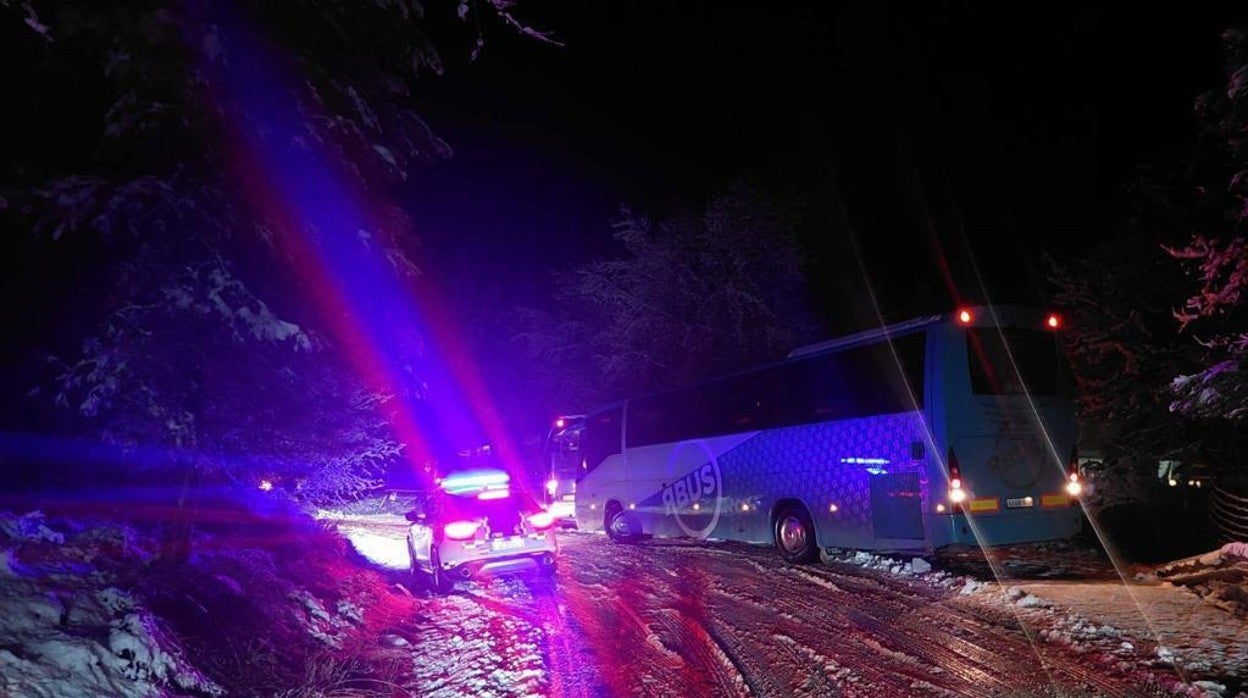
440;470;510;494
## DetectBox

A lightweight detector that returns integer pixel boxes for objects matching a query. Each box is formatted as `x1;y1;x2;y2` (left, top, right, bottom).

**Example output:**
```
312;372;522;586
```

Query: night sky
406;4;1232;328
0;3;1241;444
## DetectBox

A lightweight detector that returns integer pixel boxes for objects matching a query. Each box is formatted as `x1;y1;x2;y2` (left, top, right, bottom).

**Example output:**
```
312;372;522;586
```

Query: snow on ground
826;544;1248;695
405;581;550;698
982;581;1248;680
316;508;412;570
0;510;222;697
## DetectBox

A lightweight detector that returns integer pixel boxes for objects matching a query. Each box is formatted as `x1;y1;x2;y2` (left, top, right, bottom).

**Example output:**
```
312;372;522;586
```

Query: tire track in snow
561;533;1149;696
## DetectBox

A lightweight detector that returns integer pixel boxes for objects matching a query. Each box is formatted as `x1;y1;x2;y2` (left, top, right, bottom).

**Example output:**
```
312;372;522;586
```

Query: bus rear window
966;329;1059;395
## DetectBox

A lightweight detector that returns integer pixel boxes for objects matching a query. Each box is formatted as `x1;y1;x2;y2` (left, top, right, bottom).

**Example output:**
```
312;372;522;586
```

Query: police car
405;469;558;591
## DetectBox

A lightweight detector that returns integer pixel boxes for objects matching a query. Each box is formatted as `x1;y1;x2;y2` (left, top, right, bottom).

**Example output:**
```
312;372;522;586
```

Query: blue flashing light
439;469;510;494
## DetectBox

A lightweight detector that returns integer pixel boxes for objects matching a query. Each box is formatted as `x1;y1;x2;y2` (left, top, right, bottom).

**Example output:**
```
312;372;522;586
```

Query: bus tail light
1066;447;1081;497
444;521;480;540
527;512;555;530
947;448;966;510
1046;313;1061;329
957;308;974;325
1065;471;1082;497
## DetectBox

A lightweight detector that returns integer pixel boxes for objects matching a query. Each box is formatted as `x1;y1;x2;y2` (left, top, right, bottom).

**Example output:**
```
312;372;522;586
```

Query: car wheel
605;503;634;543
773;503;817;564
428;548;454;593
406;539;420;581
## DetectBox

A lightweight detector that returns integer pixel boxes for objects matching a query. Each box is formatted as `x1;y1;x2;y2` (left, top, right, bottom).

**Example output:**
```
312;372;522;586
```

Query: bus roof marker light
555;418;565;428
828;503;839;513
1047;313;1061;329
957;309;973;324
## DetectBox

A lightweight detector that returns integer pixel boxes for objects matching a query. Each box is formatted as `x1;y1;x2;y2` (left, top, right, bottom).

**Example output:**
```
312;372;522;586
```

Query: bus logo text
662;464;716;512
662;442;723;539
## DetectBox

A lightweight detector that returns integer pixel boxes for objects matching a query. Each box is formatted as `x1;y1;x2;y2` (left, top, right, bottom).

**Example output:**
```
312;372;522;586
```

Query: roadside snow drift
0;510;221;697
1157;542;1248;617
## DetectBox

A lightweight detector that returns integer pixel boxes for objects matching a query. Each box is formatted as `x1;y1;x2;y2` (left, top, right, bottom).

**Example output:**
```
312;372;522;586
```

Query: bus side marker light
828;504;839;513
741;503;751;512
935;503;946;513
957;309;973;324
628;503;636;510
692;502;701;511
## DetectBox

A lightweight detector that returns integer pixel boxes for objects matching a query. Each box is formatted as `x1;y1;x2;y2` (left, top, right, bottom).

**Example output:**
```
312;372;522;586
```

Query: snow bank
1156;541;1248;617
0;510;221;697
827;542;1248;693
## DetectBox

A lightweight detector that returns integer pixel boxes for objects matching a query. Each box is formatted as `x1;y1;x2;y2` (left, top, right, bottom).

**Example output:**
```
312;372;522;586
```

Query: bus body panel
579;413;935;551
576;305;1084;553
926;309;1082;548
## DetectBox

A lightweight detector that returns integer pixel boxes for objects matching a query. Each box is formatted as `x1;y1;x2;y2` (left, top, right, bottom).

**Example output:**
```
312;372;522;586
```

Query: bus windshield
966;328;1060;395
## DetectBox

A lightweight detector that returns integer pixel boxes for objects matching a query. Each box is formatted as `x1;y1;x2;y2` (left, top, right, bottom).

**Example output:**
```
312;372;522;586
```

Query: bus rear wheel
605;502;635;543
774;504;817;564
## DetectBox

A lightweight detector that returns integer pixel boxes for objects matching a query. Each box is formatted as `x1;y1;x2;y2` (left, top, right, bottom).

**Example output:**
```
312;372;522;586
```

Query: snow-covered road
384;531;1199;697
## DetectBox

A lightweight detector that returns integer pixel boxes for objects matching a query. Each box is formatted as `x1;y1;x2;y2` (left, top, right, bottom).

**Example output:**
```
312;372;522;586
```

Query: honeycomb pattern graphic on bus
717;411;930;544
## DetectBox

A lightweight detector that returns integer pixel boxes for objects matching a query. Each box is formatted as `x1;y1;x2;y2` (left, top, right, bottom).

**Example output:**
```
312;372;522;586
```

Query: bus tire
773;503;818;564
605;502;635;543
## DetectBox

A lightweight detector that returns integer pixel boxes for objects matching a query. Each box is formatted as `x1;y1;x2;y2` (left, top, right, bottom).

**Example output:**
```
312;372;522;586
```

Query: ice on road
382;531;1198;697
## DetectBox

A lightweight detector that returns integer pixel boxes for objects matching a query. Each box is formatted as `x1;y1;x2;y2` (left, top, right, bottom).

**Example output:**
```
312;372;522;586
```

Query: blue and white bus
573;306;1084;561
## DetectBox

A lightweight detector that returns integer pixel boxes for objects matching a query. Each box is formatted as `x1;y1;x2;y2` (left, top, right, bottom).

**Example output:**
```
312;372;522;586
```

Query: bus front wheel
605;503;636;543
773;504;817;564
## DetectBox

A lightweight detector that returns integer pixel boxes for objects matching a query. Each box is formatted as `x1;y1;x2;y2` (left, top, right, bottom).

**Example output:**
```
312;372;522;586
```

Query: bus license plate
492;537;524;551
1005;497;1034;509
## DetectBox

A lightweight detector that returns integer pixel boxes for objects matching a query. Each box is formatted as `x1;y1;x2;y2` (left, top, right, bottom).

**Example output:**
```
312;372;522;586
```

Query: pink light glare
199;12;535;489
